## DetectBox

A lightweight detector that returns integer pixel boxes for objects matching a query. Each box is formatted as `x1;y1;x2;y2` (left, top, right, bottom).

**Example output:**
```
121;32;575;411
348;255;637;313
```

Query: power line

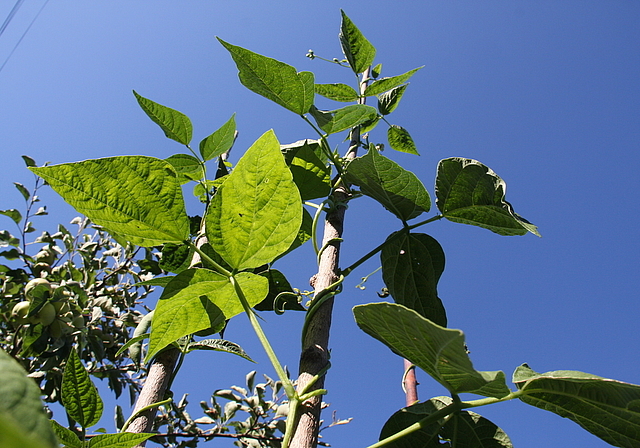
0;0;50;75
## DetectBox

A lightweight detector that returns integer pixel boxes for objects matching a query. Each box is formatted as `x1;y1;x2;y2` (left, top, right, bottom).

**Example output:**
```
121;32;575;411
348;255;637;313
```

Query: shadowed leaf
315;83;359;102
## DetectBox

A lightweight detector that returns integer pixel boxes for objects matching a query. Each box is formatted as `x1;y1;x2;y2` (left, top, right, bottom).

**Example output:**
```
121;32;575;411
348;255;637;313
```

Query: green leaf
339;10;376;74
381;232;447;326
22;155;36;168
186;338;254;362
513;364;640;447
61;349;103;429
159;242;193;273
0;230;20;247
314;83;359;102
435;158;540;236
50;420;82;448
0;349;58;448
388;125;419;155
148;269;267;360
218;38;314;115
30;156;191;246
309;104;378;135
282;139;331;201
88;432;155;448
165;154;202;184
378;84;409;116
206;130;302;270
364;67;423;96
133;90;192;145
344;147;430;221
372;63;383;78
200;113;237;161
380;397;513;448
14;183;30;201
255;269;305;312
273;206;313;261
353;302;510;398
0;208;22;225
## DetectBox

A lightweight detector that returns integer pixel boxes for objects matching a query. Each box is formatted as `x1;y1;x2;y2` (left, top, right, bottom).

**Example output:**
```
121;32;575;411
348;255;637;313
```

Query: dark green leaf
0;209;22;225
0;230;20;247
61;349;103;429
282;139;331;200
22;155;36;167
255;269;304;312
381;232;446;326
160;243;193;273
206;130;302;270
0;349;58;447
378;84;409;115
135;276;175;287
218;38;314;115
379;400;442;448
353;302;510;398
435;158;540;236
339;10;376;74
165;154;202;184
87;432;155;448
344;147;430;221
372;63;383;78
314;83;359;102
133;90;192;145
30;156;191;246
0;248;21;260
364;67;423;96
14;183;30;201
309;104;378;135
186;338;254;362
274;207;313;261
200;113;237;161
388;125;419;155
50;420;82;448
514;364;640;447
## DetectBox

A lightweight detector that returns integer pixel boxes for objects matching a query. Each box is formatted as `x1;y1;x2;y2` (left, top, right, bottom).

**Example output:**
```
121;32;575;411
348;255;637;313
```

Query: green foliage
62;349;104;428
133;91;193;145
339;9;376;74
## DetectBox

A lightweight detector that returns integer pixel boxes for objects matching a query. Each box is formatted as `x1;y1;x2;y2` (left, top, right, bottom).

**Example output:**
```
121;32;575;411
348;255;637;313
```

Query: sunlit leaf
344;147;430;221
378;84;409;116
50;420;82;448
364;67;422;96
309;104;378;135
339;10;376;74
88;432;155;448
166;154;202;184
514;364;640;447
381;232;446;326
133;90;192;145
0;349;58;447
435;158;540;236
388;125;419;155
354;302;510;398
218;38;314;115
30;156;191;246
62;349;103;428
314;83;359;102
206;130;302;270
200;113;237;161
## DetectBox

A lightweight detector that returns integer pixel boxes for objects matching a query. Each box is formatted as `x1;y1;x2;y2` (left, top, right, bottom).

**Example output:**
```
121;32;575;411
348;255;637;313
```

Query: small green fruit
71;315;85;329
36;303;56;326
11;301;31;325
25;278;52;298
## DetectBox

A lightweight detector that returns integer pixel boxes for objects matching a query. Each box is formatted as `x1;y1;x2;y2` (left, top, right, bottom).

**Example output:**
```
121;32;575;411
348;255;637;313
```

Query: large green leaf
148;269;267;360
436;158;540;237
30;156;190;246
379;397;512;448
514;364;640;447
206;130;302;270
133;91;192;145
281;139;331;200
381;232;446;326
218;38;314;115
200;113;237;162
61;349;103;429
388;125;419;155
353;302;510;398
309;104;378;135
344;147;430;221
339;10;376;74
50;420;82;448
378;84;409;116
364;67;423;97
314;83;359;102
0;349;57;448
88;433;155;448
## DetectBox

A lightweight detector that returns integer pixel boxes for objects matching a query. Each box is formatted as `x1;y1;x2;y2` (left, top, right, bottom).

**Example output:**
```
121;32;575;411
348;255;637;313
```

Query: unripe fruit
36;303;56;326
11;301;31;325
53;300;70;314
72;315;85;329
25;278;52;298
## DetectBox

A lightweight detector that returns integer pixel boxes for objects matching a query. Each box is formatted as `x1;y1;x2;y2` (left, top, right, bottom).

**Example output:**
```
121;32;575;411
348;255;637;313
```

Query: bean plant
2;10;640;448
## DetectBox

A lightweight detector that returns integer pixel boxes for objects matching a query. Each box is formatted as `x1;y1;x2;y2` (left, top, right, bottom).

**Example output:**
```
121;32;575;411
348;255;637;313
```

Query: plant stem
402;360;419;406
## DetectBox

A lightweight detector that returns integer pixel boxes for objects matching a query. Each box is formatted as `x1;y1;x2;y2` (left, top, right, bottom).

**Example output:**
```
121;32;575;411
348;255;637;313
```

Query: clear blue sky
1;2;639;447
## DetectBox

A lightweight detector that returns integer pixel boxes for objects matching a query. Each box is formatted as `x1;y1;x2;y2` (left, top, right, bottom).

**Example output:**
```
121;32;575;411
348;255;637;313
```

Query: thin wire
0;0;26;38
0;0;50;75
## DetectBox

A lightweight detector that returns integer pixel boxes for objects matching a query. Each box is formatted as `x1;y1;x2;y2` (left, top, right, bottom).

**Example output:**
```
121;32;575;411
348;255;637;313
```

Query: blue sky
1;2;639;447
